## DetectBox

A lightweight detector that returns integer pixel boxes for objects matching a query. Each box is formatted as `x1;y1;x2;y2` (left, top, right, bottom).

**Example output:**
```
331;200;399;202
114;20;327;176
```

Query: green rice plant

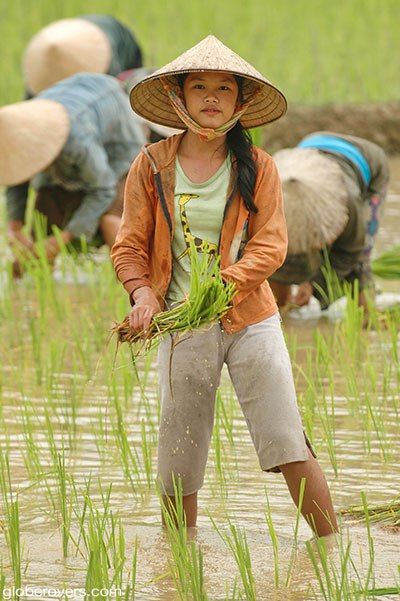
363;391;391;463
139;419;154;489
0;564;6;601
316;378;338;477
29;317;43;386
264;489;280;589
2;0;400;105
285;477;307;588
113;242;236;355
55;451;74;558
339;280;365;360
312;249;345;310
307;495;383;600
20;405;44;481
0;454;22;590
341;494;400;530
306;534;358;601
159;476;209;601
210;517;256;601
110;379;143;497
44;340;66;400
123;537;138;601
361;585;400;597
371;245;400;279
71;477;127;592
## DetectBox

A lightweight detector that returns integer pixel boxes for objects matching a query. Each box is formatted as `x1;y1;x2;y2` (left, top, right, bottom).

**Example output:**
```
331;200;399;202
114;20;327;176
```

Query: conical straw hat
130;35;287;129
0;99;70;186
23;18;111;95
273;148;349;254
120;67;183;138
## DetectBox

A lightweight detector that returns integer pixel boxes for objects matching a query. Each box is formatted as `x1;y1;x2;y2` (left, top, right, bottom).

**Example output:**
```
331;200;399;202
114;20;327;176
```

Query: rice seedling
284;477;307;588
264;489;280;589
362;586;400;597
109;378;143;497
84;508;125;600
20;404;46;482
139;419;154;489
341;494;400;530
55;451;74;558
210;516;256;601
371;244;400;280
28;318;43;386
0;564;6;601
0;454;22;590
113;242;236;355
304;494;400;600
159;476;209;601
122;537;138;601
2;0;400;106
316;380;338;477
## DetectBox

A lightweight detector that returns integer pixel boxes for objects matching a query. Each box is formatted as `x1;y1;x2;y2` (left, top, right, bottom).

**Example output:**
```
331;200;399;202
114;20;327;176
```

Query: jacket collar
141;132;186;173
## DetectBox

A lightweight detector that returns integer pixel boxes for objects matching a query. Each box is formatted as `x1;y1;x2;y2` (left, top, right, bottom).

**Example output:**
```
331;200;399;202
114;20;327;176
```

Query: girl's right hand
129;287;161;333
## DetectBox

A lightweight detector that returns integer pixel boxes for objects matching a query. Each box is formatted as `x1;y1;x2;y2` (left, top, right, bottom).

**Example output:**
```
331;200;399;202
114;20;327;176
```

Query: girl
111;35;338;537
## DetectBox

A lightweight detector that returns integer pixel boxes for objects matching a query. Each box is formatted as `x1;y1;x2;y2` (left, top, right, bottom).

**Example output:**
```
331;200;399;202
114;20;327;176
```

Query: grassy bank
0;0;399;106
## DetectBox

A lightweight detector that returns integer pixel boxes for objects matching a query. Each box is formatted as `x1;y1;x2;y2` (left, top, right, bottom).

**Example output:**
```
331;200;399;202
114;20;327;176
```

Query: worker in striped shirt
1;73;145;274
23;15;143;98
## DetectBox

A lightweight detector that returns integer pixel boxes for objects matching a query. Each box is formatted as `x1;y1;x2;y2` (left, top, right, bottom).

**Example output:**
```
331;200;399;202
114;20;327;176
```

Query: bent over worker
23;15;143;97
269;131;389;315
0;73;145;273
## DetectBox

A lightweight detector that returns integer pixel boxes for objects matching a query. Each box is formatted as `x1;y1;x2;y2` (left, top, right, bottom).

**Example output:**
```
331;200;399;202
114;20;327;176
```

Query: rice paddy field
1;1;400;599
1;0;400;106
0;159;397;599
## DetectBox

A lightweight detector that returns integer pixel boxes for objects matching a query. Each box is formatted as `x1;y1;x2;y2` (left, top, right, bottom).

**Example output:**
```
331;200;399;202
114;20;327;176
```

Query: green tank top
166;155;231;304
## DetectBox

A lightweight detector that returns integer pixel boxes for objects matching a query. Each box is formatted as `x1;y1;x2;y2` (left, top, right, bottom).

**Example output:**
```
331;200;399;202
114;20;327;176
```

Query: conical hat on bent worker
129;35;287;130
0;99;70;186
23;18;111;95
272;147;349;255
118;67;183;139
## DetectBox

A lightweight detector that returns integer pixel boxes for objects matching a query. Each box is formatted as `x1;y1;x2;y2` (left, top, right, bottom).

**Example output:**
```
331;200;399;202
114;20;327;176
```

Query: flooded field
0;158;399;599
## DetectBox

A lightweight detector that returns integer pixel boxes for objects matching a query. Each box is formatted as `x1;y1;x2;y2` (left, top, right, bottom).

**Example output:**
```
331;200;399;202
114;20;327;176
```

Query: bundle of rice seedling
372;244;400;279
112;242;236;353
340;495;400;530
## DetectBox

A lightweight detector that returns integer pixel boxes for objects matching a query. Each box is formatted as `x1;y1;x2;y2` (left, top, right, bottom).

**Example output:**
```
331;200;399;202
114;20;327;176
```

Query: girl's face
182;72;239;129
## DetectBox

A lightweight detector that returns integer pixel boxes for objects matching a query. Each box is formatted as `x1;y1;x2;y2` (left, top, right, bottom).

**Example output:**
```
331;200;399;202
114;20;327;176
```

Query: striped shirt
6;73;145;240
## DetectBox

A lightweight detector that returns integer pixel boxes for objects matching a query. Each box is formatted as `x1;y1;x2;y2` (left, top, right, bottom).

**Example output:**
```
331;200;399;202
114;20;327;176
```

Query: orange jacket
111;133;288;334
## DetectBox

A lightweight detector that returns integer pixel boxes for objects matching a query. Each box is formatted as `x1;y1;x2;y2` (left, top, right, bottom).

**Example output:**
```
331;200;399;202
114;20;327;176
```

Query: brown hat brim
130;36;287;129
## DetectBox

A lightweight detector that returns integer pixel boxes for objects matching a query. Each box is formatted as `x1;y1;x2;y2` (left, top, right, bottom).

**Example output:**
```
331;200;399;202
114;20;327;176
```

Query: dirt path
263;101;400;154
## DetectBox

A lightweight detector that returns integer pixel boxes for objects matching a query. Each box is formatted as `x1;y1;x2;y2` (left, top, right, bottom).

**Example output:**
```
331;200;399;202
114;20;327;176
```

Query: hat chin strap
160;76;261;141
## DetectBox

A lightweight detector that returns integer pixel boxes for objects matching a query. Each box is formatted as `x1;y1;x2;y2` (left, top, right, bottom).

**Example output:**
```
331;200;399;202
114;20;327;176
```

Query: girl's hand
129;287;161;333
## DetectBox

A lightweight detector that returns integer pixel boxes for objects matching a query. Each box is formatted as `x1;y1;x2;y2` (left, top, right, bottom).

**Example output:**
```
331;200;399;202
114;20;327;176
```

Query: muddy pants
157;313;315;496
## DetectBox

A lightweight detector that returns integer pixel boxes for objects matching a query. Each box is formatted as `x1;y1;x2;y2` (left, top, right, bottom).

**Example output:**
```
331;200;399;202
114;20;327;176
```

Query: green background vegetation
0;0;399;106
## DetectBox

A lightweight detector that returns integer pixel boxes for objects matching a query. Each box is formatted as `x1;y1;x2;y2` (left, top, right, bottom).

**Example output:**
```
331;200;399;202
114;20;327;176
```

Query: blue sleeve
5;182;29;222
65;144;117;240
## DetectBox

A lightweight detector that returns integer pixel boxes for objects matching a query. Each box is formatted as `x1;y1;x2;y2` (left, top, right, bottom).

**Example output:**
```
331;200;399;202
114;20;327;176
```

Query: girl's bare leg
161;492;198;528
279;448;338;537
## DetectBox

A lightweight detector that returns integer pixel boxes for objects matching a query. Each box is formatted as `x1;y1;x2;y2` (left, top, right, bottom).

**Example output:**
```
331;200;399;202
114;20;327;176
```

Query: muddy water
0;159;399;600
